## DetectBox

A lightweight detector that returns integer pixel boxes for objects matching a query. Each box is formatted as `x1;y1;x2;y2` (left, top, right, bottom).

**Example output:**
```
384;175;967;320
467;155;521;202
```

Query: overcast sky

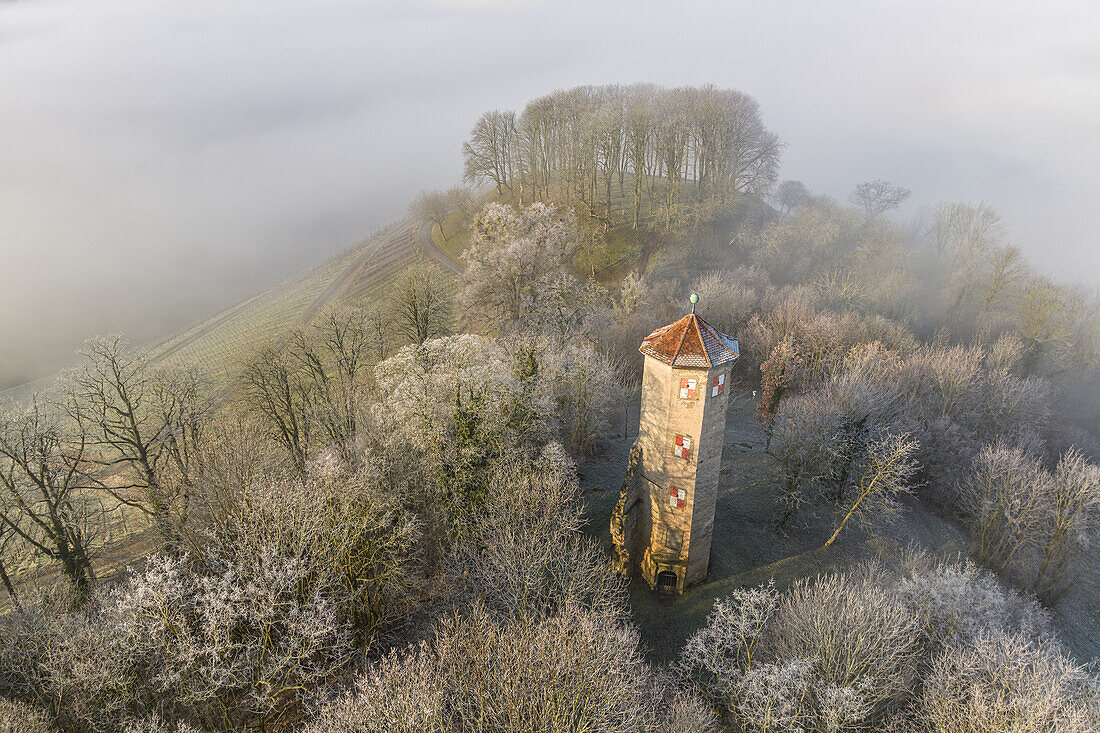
1;0;1098;387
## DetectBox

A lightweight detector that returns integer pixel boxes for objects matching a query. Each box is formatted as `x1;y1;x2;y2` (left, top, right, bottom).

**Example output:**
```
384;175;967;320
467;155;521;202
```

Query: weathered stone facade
612;306;738;593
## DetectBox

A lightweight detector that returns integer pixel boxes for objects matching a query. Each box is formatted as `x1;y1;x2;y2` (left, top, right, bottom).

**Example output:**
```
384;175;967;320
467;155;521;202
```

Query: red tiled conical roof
639;313;739;368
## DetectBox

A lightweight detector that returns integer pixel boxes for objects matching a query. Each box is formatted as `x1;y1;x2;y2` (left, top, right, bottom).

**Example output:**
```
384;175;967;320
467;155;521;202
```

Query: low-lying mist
1;0;1097;389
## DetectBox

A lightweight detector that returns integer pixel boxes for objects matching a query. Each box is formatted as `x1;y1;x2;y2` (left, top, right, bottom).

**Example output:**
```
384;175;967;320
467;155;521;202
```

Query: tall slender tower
615;294;739;593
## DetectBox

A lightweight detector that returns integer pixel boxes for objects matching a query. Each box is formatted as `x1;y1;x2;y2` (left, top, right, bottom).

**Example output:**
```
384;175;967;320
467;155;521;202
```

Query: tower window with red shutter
679;377;697;400
673;434;692;459
669;486;687;508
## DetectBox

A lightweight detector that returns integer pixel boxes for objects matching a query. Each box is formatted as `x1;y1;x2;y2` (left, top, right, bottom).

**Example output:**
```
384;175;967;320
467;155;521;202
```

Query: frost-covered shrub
461;443;627;621
306;603;715;733
0;697;54;733
679;569;921;732
894;551;1050;652
771;569;921;712
691;267;768;335
908;633;1100;733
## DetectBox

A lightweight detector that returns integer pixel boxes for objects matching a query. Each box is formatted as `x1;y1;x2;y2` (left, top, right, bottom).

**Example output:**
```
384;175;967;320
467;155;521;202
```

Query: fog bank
1;0;1097;387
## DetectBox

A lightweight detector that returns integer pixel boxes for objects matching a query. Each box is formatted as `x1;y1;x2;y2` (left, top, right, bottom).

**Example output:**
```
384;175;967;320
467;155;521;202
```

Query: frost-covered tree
460;202;579;328
539;340;623;456
460;443;626;621
368;335;556;539
958;444;1100;604
907;633;1100;733
305;603;716;733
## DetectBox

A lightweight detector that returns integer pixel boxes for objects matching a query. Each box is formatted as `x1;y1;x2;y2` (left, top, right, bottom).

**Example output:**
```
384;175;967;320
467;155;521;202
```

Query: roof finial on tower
689;292;699;314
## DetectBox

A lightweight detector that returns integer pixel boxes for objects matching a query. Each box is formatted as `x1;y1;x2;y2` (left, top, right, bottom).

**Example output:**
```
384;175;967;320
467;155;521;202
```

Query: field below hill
580;388;1100;665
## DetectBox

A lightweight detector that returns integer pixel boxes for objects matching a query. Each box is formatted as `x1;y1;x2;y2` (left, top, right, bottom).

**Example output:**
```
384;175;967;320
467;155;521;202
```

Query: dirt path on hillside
416;219;464;274
295;221;416;326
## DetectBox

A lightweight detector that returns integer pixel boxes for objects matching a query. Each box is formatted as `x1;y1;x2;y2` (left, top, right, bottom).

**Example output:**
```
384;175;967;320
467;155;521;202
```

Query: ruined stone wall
610;442;642;575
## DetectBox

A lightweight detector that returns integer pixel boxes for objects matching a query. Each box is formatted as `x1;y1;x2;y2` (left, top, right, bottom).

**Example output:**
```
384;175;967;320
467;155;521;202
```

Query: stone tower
611;294;739;593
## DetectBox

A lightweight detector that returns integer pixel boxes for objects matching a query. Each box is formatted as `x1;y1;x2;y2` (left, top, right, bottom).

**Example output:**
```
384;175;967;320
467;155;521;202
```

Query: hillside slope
145;220;421;380
0;219;426;404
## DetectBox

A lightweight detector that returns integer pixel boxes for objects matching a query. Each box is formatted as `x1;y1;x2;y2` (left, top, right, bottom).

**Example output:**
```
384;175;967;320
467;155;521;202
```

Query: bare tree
447;186;477;228
0;397;101;591
774;180;811;214
824;431;919;547
1014;277;1077;371
540;342;623;457
463;85;782;233
239;345;313;476
391;264;453;345
894;550;1050;653
929;201;1003;264
63;336;210;544
360;302;394;362
462;110;518;195
979;245;1029;317
286;308;376;461
409;189;451;241
850;179;911;219
0;513;21;608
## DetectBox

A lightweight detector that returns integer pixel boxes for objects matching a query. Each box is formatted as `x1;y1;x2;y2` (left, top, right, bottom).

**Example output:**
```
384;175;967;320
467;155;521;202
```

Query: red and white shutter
674;434;692;459
712;373;725;397
668;486;687;509
679;377;697;400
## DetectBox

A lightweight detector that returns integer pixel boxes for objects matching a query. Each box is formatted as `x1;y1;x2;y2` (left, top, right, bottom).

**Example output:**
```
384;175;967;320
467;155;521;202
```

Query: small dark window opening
656;570;678;592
